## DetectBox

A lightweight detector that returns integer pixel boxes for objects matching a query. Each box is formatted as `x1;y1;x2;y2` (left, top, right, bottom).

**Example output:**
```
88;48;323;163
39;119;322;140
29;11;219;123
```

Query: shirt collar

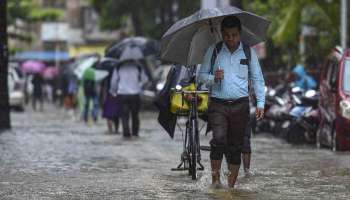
222;42;243;53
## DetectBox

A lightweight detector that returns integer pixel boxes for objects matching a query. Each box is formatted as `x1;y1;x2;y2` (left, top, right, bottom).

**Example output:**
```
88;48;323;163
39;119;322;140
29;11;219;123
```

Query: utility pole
341;0;348;49
0;0;11;131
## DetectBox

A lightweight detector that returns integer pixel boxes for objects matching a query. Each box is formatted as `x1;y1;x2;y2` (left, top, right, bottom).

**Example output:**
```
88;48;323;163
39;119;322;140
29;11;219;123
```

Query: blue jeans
83;95;98;122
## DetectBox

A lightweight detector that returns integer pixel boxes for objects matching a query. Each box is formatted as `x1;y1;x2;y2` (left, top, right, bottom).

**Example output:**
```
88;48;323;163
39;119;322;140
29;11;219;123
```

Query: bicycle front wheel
190;118;198;180
191;139;197;180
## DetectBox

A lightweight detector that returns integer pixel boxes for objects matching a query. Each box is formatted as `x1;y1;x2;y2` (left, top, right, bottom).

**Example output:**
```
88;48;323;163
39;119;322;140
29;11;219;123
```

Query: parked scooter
283;88;320;144
255;83;292;136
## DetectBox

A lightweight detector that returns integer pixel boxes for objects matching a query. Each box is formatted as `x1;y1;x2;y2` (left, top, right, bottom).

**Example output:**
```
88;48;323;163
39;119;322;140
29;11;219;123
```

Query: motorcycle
283;88;320;144
255;83;292;136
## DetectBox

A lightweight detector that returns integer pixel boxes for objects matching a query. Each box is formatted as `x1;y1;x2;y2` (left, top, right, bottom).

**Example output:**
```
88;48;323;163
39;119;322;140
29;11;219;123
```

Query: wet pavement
1;106;350;200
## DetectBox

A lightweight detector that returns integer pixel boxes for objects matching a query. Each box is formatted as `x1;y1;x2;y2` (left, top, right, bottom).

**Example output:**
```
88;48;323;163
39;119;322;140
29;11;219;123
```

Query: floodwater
1;106;350;199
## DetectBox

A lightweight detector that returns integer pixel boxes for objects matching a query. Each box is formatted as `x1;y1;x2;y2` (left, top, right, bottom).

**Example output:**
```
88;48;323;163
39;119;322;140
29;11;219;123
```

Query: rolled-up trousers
208;97;250;165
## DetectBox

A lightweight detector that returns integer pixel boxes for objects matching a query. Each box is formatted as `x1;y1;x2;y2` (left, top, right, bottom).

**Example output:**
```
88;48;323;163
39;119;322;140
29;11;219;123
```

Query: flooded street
1;106;350;200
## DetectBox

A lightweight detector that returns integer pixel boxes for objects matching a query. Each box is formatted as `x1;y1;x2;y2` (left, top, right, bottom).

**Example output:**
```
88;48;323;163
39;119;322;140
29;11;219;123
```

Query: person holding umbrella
108;41;151;138
160;6;269;188
198;16;265;188
109;60;148;138
31;73;44;111
82;67;99;123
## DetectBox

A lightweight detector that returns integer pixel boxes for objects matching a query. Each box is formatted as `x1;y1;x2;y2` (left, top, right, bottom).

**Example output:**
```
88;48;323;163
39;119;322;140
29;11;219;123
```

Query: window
330;61;339;87
344;60;350;92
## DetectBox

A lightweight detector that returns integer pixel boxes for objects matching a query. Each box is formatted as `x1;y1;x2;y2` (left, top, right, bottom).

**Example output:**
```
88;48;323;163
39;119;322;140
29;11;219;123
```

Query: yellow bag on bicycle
170;83;208;114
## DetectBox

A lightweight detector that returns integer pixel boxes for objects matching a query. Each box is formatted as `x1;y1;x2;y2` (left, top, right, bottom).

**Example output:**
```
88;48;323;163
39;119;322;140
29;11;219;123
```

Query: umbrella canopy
21;60;46;74
161;6;270;65
73;56;108;82
74;56;99;79
95;57;119;72
42;67;59;80
82;67;108;82
105;37;159;61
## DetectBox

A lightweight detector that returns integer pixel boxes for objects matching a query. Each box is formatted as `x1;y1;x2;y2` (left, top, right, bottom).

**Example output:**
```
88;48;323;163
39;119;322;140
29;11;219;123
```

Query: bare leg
242;153;251;172
227;164;240;188
210;160;223;188
107;120;113;133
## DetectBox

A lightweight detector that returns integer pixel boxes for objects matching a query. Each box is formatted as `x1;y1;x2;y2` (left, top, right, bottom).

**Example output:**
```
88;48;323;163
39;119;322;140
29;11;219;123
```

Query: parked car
8;67;25;111
317;47;350;151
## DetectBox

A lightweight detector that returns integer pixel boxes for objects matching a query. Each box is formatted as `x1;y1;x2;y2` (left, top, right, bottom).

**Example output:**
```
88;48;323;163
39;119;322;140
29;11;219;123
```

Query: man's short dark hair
221;16;241;31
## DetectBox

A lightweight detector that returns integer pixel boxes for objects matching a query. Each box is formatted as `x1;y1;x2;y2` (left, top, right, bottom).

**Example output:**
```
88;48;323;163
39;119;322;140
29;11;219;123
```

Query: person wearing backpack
198;16;265;188
109;60;148;138
82;78;98;123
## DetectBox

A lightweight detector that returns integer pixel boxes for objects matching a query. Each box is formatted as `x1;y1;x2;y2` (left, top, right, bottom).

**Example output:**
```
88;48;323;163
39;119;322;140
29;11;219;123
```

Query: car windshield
344;59;350;92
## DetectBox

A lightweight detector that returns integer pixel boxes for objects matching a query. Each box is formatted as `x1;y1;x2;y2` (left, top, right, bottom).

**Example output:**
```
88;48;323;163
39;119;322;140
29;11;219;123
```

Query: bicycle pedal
200;145;211;151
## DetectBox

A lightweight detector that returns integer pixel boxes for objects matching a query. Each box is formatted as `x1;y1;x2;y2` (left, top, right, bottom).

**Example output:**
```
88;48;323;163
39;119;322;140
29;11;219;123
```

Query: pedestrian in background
290;64;317;90
82;76;98;123
31;73;44;111
101;73;120;134
109;60;148;138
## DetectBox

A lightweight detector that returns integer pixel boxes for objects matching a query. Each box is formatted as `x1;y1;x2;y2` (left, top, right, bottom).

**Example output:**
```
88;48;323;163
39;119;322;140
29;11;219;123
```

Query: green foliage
29;7;64;22
7;0;33;23
8;0;64;23
89;0;200;39
243;0;340;69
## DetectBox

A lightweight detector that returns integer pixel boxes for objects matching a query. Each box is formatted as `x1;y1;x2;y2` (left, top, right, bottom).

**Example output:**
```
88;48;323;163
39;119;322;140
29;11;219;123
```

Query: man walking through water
199;16;265;188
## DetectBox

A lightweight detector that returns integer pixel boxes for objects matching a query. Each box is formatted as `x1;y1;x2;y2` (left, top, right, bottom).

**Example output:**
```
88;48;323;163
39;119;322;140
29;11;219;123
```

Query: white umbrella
74;56;99;79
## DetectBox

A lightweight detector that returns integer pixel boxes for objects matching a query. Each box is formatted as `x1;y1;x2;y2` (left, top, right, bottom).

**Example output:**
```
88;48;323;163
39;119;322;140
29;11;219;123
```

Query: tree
0;0;11;131
8;0;64;23
243;0;340;69
90;0;200;39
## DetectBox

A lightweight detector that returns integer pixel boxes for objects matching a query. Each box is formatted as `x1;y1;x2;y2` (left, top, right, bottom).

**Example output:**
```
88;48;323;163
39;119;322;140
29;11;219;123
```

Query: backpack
116;61;143;81
109;61;144;96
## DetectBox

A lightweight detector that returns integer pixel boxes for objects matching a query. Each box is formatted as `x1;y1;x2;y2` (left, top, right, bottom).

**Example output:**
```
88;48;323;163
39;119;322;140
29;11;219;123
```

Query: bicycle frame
171;90;207;180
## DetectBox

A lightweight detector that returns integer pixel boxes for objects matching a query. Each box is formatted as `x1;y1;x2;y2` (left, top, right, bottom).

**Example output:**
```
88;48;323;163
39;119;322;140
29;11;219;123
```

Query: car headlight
340;100;350;119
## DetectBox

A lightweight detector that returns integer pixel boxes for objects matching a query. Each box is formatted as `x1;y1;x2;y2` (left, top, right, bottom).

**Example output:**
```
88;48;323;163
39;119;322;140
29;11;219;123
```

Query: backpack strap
242;43;251;77
242;43;257;103
209;41;223;75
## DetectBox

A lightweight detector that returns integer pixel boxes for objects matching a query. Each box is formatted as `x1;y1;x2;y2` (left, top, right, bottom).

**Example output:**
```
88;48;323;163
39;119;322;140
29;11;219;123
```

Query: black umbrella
105;37;159;60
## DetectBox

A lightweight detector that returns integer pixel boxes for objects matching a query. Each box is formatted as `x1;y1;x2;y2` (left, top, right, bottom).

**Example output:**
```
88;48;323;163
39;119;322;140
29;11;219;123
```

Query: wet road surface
1;106;350;199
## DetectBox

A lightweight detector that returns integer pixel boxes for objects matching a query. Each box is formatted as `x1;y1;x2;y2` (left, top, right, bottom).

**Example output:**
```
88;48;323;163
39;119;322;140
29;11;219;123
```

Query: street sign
41;22;69;42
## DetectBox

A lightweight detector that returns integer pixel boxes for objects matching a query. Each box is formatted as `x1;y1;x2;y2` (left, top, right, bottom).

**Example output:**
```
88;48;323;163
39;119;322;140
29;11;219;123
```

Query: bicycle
171;86;209;180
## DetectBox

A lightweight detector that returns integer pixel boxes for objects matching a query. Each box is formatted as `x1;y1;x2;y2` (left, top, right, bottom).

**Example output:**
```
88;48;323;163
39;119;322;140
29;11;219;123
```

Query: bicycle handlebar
171;89;209;95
